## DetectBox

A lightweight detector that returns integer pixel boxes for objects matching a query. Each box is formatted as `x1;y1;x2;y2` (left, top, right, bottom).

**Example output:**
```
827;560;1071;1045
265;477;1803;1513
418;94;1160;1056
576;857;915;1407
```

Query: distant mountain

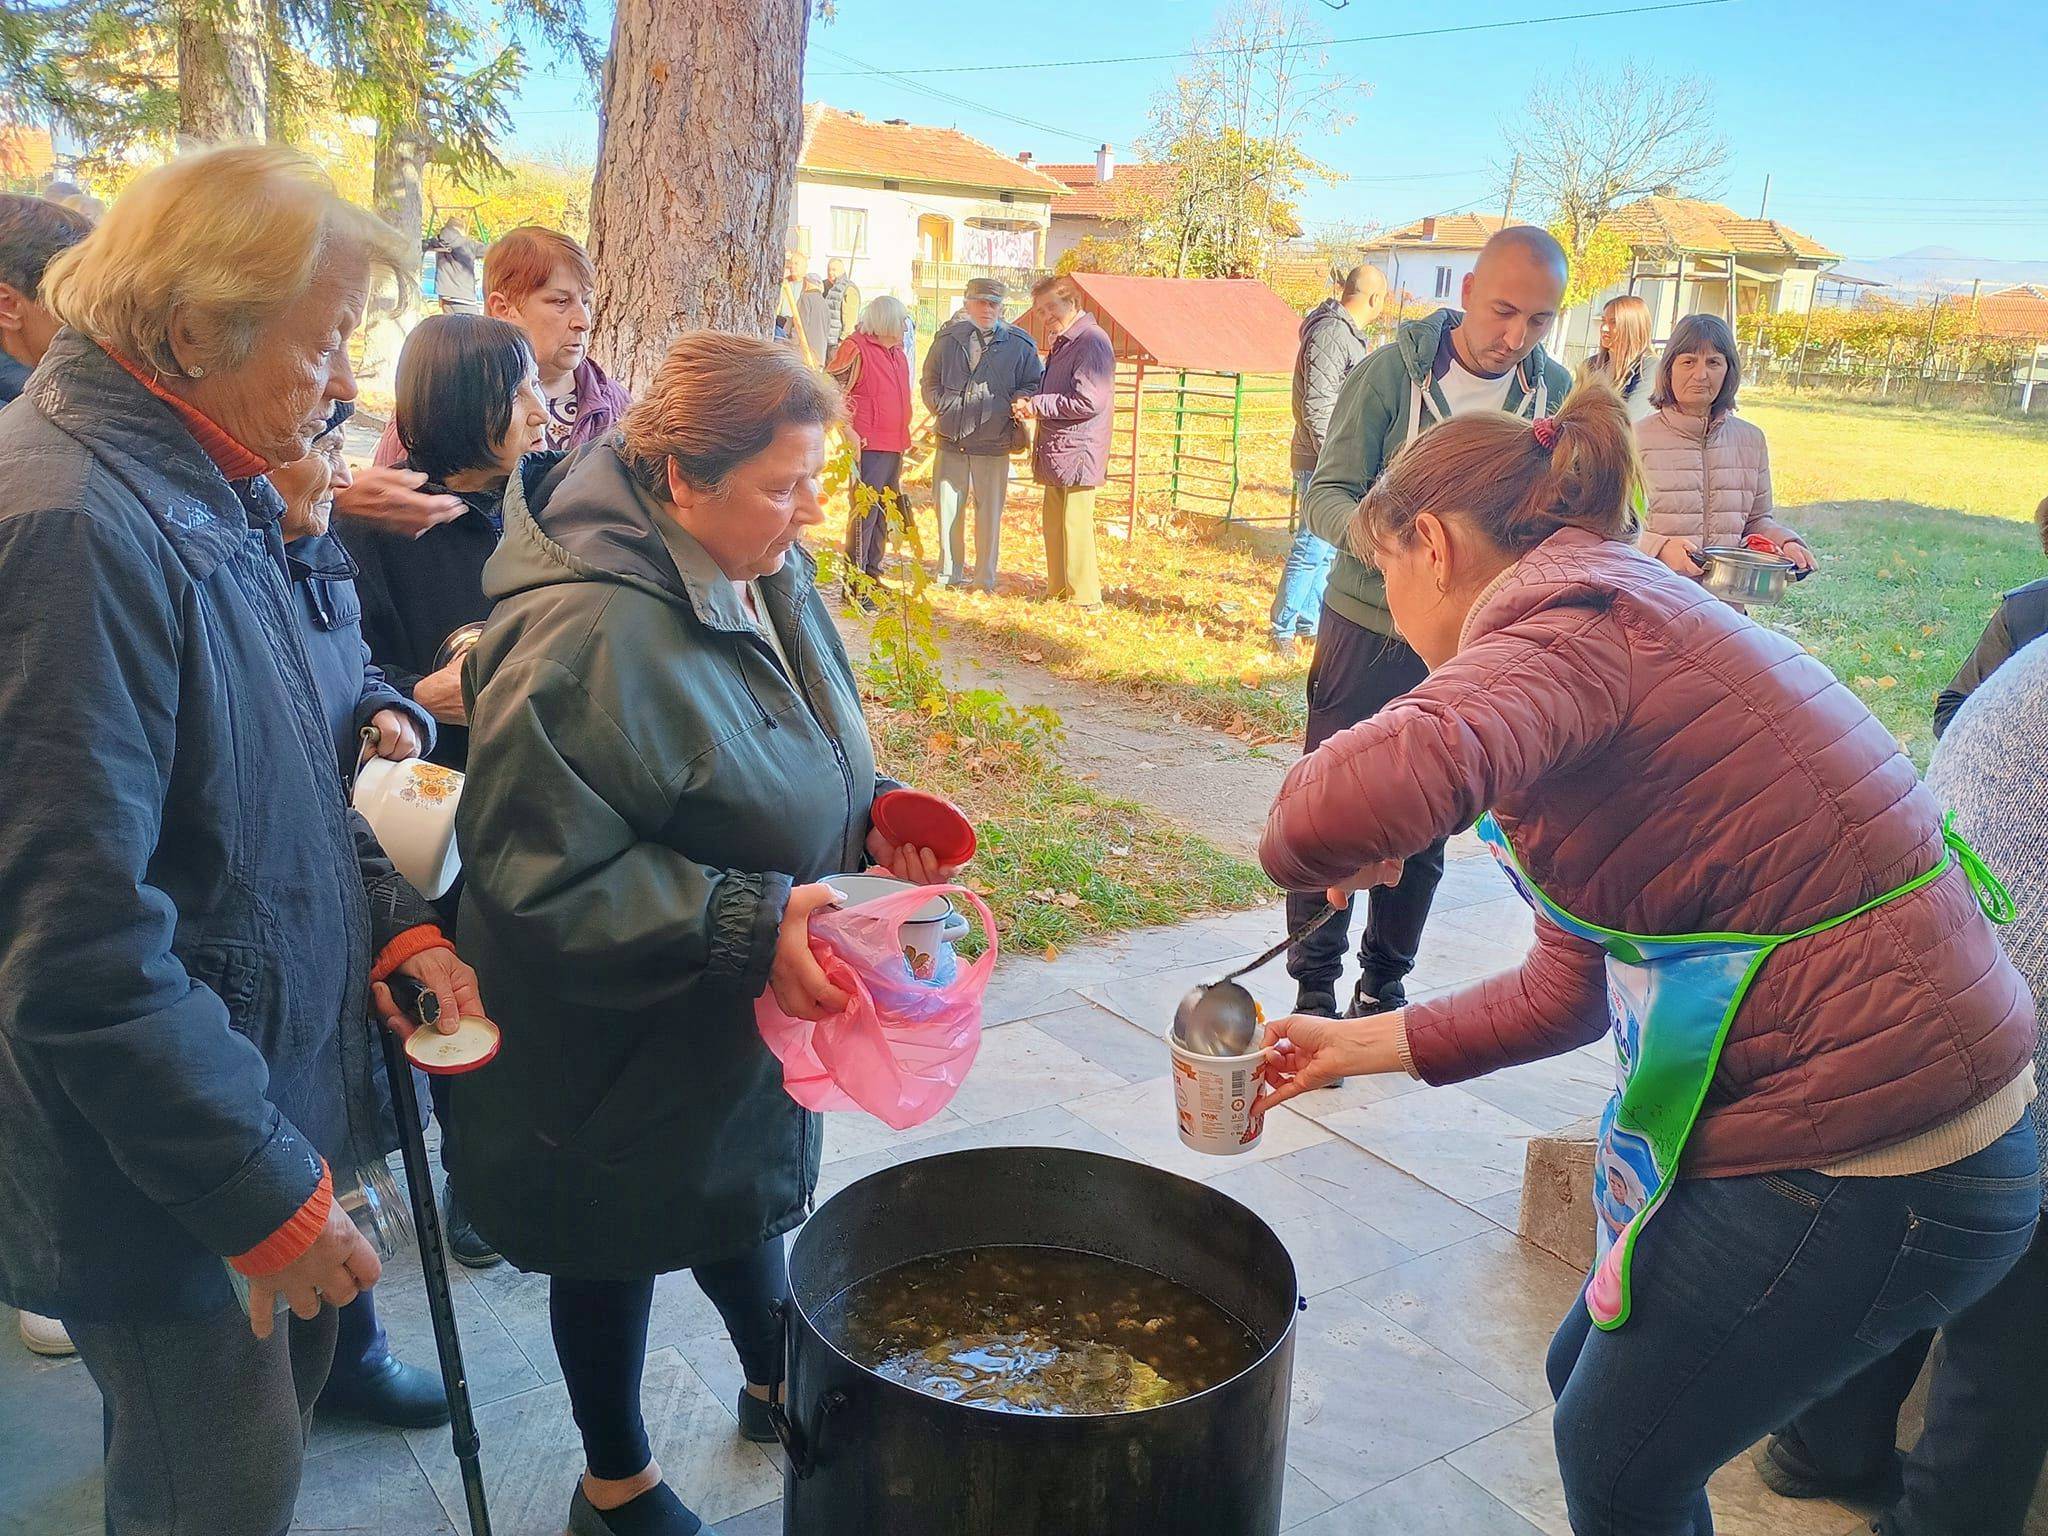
1834;246;2048;298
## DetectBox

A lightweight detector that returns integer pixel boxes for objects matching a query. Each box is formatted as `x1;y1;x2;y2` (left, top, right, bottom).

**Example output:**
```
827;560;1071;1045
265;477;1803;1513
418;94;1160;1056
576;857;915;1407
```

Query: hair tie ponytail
1531;416;1559;452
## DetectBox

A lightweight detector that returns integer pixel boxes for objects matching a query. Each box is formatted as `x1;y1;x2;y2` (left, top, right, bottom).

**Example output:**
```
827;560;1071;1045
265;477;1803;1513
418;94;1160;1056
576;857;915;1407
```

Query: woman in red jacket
828;293;914;601
1254;380;2039;1536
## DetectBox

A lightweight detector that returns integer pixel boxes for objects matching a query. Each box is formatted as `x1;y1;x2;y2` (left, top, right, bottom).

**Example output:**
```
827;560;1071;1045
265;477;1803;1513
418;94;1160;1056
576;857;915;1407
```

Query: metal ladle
1172;904;1344;1056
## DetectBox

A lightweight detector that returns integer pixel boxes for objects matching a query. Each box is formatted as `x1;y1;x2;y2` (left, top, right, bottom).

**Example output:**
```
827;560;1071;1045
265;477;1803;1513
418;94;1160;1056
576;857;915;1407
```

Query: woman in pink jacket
1255;380;2038;1536
1634;313;1817;586
828;293;914;599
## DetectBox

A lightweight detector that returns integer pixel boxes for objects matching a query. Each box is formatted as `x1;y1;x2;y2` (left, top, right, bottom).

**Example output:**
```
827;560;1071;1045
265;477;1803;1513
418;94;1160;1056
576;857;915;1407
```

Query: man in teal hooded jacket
1287;227;1571;1028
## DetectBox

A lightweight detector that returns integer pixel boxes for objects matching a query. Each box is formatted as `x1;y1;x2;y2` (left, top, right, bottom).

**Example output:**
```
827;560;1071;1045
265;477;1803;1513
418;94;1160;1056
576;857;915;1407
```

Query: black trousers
846;449;904;580
1779;1218;2048;1536
1284;607;1447;1002
549;1237;789;1481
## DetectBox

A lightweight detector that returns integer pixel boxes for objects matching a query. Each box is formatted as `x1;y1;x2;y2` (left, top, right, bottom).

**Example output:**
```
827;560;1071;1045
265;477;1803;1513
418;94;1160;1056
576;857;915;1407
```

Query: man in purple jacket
1015;275;1115;609
347;226;632;533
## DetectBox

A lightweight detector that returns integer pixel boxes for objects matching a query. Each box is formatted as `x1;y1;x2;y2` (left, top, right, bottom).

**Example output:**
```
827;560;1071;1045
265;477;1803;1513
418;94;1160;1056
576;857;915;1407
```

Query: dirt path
843;616;1294;860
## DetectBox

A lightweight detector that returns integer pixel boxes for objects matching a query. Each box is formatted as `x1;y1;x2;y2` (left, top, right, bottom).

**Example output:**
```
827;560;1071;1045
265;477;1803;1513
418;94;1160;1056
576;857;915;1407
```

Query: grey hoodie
1302;307;1571;634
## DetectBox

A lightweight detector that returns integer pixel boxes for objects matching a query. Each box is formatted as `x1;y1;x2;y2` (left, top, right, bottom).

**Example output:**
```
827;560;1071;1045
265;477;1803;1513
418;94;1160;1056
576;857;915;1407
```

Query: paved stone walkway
0;846;1867;1535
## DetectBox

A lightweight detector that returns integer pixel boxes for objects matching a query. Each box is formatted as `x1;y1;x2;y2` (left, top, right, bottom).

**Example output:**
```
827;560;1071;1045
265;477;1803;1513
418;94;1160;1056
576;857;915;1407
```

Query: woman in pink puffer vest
1634;312;1818;585
1255;378;2037;1536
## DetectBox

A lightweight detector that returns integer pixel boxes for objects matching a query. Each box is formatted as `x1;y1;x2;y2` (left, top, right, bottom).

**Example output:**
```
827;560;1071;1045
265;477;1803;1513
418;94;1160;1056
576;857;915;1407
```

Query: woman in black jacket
339;313;557;1268
339;312;556;773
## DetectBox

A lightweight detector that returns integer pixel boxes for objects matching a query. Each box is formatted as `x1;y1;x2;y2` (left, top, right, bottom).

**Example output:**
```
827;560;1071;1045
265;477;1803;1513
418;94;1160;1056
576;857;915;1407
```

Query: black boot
735;1386;779;1444
317;1353;452;1429
441;1181;502;1270
1755;1432;1903;1504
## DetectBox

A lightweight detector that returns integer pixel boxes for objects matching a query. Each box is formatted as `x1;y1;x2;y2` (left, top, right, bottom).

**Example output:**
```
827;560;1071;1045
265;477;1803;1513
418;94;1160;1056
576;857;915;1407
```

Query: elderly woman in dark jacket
0;146;484;1536
1015;274;1115;609
452;332;958;1536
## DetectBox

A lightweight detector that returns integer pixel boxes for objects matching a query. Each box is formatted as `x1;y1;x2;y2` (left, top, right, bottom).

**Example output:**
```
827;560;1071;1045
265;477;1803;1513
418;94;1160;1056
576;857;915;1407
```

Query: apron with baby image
1473;811;2014;1330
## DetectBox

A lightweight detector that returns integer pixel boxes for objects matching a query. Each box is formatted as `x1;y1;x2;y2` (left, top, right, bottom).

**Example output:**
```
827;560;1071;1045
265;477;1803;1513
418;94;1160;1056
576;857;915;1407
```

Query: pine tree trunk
357;120;429;396
178;0;267;148
587;0;808;391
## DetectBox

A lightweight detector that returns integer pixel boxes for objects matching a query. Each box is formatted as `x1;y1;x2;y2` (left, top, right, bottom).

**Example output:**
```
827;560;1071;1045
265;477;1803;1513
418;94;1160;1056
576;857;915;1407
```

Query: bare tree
1509;60;1728;260
586;0;808;388
1129;0;1359;279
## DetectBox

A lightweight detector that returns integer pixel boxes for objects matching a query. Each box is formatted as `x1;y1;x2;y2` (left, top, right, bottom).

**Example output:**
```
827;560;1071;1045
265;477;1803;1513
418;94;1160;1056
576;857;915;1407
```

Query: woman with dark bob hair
449;331;964;1536
1633;311;1817;588
339;312;554;776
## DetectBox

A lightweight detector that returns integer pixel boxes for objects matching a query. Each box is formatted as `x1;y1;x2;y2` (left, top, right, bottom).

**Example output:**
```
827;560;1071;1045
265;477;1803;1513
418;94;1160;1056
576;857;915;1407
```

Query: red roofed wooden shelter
1018;273;1302;528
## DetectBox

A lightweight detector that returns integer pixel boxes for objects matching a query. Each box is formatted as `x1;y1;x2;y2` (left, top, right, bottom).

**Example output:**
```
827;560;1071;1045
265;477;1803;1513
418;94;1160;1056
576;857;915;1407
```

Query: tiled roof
1975;285;2048;340
0;125;56;182
799;105;1068;198
1037;161;1175;219
1601;196;1837;261
1362;213;1507;252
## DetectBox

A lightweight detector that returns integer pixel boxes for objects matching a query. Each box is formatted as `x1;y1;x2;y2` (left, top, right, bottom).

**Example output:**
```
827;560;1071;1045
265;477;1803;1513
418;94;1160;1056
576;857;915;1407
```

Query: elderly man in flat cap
918;276;1043;591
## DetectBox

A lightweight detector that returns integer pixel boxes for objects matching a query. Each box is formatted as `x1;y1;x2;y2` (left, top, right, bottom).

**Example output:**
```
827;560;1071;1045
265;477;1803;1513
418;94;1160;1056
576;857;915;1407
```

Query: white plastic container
1169;1034;1266;1155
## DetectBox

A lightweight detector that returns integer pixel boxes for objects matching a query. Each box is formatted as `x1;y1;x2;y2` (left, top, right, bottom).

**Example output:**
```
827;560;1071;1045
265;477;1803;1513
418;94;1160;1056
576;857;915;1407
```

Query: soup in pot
824;1245;1261;1415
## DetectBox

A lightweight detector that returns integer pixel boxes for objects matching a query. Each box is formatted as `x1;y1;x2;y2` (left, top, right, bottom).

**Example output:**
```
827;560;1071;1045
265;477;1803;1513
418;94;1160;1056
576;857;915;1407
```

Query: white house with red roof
792;104;1069;319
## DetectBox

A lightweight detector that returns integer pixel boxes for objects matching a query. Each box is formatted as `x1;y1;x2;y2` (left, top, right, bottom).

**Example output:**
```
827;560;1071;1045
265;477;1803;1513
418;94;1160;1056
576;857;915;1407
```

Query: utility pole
1501;153;1522;226
1758;173;1771;219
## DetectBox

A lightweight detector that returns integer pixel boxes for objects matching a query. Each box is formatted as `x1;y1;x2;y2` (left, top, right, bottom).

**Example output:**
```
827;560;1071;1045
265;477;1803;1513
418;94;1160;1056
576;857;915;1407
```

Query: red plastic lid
871;789;978;866
406;1015;501;1075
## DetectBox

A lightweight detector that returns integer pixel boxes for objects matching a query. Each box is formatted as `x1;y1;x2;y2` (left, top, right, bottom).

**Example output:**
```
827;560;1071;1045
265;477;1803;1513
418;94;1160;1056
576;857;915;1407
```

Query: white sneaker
18;1310;74;1357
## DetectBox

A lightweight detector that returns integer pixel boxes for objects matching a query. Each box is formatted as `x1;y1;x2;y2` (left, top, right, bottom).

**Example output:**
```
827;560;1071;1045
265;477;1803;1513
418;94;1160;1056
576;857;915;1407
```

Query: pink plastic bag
755;883;998;1130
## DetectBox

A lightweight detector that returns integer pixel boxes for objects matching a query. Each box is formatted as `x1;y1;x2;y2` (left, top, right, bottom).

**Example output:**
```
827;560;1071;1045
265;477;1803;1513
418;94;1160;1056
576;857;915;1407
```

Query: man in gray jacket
919;277;1044;590
1270;264;1385;651
1288;227;1570;1032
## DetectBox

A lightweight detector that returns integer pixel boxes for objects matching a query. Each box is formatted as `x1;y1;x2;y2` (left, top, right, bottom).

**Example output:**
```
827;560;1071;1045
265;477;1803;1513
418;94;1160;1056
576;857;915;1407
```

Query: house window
1434;264;1454;299
830;206;868;256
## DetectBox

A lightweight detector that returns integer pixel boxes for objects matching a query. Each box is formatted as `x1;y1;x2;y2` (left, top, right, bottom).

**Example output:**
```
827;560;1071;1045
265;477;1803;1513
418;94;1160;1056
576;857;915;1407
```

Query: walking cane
383;983;496;1536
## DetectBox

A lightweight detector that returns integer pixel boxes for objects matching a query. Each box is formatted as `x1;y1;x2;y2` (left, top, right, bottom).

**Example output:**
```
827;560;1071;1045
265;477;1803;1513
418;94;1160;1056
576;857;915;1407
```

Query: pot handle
939;909;971;942
768;1300;847;1481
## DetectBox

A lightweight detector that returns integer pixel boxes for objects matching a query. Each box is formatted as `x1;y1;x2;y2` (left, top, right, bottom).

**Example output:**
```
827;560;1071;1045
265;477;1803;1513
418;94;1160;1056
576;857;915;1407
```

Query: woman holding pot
451;331;958;1536
1254;380;2039;1535
1634;312;1816;584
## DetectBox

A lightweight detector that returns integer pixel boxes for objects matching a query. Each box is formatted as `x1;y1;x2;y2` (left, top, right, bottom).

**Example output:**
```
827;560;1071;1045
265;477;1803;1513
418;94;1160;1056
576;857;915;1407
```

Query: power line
810;0;1735;78
812;44;1112;149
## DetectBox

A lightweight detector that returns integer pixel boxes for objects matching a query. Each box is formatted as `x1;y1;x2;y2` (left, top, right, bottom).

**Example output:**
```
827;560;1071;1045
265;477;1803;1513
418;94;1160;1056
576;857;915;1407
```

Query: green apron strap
1941;811;2015;924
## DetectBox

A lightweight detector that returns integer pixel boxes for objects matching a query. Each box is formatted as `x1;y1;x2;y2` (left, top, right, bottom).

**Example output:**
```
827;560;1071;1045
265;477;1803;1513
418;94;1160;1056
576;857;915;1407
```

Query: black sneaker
567;1480;712;1536
1294;988;1338;1019
1755;1434;1903;1504
1346;979;1407;1018
441;1183;502;1270
736;1386;779;1444
317;1353;452;1429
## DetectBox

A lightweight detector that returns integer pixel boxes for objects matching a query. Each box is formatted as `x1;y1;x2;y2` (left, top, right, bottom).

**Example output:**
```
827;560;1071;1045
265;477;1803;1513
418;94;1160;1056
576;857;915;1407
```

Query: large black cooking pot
775;1146;1299;1535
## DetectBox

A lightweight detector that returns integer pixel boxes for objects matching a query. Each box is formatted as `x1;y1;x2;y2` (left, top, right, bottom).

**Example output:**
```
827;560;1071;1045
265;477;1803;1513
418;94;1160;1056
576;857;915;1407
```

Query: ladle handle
1223;902;1344;984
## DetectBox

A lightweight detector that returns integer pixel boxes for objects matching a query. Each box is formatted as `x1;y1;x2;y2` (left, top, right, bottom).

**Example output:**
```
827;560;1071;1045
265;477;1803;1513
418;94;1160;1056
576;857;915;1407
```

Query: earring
188;365;206;379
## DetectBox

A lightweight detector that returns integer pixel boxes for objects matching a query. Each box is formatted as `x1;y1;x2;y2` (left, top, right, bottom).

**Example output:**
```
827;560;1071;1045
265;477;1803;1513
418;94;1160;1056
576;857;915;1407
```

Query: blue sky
505;0;2048;265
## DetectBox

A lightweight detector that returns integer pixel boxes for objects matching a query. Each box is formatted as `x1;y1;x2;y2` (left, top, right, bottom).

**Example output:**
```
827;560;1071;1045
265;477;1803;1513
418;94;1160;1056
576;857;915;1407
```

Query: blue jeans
1546;1119;2040;1536
1270;469;1336;639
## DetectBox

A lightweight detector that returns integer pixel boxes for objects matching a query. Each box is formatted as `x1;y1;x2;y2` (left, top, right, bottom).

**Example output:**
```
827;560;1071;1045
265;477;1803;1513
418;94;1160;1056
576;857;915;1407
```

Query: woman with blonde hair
827;291;914;596
1253;377;2037;1534
452;331;962;1536
1581;293;1654;422
0;145;486;1535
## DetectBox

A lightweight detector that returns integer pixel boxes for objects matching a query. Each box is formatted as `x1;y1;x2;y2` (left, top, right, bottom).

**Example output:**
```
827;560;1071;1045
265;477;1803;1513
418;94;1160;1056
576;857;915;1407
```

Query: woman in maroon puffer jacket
1255;379;2039;1536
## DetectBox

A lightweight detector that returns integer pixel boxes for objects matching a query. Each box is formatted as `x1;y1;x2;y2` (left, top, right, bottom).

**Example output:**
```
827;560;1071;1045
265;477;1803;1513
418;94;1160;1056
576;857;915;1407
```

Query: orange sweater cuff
370;925;451;984
229;1164;333;1276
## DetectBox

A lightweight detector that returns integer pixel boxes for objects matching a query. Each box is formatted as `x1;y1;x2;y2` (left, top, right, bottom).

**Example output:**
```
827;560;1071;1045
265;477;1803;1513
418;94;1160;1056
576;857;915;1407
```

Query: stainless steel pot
1698;545;1799;605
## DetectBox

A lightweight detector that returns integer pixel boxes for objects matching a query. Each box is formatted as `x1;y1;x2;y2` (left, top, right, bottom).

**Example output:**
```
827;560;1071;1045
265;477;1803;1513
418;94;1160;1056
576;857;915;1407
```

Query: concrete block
1516;1117;1598;1273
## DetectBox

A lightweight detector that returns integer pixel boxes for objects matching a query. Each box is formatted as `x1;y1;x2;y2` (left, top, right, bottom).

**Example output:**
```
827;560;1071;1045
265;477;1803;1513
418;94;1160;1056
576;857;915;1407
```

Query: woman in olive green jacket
450;333;953;1536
